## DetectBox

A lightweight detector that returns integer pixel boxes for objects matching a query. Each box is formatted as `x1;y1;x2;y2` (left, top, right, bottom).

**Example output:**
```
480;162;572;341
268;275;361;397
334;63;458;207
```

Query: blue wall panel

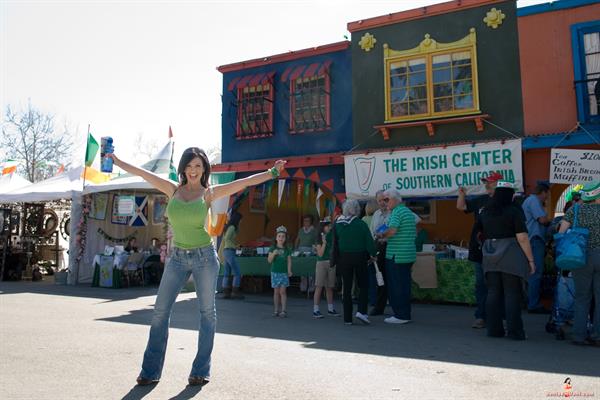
221;48;352;163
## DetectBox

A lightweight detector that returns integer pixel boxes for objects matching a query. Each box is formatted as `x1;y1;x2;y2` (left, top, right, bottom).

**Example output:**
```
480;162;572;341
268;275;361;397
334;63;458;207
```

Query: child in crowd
312;217;340;318
268;226;293;317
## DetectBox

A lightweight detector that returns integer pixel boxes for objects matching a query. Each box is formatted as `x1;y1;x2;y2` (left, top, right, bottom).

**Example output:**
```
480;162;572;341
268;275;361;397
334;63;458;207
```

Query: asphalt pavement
0;279;598;400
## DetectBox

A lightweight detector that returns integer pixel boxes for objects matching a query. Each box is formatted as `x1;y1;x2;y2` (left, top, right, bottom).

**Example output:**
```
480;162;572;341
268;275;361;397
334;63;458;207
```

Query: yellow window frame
384;28;480;123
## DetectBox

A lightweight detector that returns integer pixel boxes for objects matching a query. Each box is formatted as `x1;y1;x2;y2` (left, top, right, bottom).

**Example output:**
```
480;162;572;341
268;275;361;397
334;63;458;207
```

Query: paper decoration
89;193;108;220
112;195;148;226
316;188;323;217
277;179;285;207
116;195;135;216
152;195;168;225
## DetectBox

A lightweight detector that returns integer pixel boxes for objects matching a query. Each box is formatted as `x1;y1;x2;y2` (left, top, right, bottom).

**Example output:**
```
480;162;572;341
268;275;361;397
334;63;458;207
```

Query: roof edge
517;0;600;17
347;0;506;33
217;41;350;74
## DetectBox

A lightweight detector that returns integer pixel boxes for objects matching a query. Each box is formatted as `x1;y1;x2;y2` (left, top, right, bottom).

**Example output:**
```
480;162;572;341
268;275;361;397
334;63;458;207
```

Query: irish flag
82;132;110;184
1;160;18;175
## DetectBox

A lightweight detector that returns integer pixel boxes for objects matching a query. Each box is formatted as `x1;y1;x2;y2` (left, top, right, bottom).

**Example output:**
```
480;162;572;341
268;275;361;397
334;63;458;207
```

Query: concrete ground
0;278;598;400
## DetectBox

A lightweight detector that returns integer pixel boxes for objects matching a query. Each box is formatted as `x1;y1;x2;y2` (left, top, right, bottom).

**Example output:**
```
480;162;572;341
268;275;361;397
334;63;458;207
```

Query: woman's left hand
273;160;287;173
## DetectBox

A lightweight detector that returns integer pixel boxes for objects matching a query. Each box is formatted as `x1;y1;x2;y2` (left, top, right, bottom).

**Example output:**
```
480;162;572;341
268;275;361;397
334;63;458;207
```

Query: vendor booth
212;156;346;291
72;141;176;286
0;166;97;282
344;139;525;305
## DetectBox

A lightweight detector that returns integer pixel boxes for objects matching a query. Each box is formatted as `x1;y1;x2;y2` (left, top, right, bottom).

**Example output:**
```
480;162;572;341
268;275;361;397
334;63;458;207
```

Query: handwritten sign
549;148;600;184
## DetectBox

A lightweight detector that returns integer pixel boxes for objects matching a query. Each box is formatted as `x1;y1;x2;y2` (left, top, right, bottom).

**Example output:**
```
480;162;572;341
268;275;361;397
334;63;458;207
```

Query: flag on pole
168;126;177;181
85;133;99;167
1;160;18;175
206;172;236;236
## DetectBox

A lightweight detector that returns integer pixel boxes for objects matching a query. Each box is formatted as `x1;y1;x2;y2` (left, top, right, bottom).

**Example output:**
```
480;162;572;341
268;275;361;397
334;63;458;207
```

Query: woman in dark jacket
475;181;536;340
332;199;376;325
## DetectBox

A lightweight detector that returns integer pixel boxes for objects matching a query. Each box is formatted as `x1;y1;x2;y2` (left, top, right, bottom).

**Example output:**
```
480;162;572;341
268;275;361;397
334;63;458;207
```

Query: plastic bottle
100;136;114;173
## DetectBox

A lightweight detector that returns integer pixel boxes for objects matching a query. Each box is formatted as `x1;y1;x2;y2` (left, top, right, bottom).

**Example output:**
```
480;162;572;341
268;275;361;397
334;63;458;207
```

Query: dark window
236;83;274;139
290;74;330;133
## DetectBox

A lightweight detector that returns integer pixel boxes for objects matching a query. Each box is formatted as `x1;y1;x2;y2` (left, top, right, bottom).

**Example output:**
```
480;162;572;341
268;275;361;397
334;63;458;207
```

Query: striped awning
281;60;332;82
227;71;275;91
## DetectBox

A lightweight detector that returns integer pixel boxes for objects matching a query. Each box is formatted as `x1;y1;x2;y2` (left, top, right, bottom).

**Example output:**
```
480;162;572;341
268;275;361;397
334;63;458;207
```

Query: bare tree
133;132;160;164
1;103;75;182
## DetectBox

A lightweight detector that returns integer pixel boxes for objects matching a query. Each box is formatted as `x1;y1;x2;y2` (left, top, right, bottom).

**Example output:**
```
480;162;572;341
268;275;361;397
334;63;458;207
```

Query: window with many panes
290;75;330;132
384;30;480;123
237;83;274;139
582;31;600;119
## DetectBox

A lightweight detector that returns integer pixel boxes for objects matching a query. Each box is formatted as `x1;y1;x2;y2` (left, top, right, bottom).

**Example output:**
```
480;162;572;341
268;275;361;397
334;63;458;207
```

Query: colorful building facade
215;43;352;243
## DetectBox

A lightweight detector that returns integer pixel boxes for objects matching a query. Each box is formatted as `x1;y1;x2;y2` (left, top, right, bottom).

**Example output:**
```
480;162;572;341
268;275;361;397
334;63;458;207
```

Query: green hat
580;181;600;201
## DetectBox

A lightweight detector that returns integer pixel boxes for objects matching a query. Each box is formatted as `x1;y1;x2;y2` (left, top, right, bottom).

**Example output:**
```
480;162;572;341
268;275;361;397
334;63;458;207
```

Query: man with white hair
377;189;416;324
369;189;391;316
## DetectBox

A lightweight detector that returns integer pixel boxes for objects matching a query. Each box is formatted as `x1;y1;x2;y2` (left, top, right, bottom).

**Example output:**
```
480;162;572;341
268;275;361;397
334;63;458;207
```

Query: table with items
91;252;161;288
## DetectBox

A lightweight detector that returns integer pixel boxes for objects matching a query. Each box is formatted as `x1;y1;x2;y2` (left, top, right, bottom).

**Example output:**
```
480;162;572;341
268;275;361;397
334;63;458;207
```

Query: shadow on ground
4;280;599;378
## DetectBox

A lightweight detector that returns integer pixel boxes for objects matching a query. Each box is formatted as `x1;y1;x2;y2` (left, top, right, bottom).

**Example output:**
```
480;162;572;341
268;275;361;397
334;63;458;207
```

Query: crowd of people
111;146;598;387
220;173;599;348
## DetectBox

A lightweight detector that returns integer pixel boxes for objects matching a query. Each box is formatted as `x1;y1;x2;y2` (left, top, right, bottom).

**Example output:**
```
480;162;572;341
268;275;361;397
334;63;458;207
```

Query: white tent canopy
0;174;32;194
82;173;170;194
0;166;84;203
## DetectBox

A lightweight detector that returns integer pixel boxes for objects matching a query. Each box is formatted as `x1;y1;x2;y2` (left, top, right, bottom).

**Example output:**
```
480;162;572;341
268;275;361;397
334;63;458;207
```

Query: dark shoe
471;318;486;329
136;376;159;386
528;306;550;314
507;332;527;340
231;287;245;300
220;287;232;299
368;309;383;316
188;376;210;386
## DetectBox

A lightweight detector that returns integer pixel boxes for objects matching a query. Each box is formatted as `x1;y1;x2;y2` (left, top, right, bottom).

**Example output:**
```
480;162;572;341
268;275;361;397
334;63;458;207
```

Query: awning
227;71;275;91
281;60;332;82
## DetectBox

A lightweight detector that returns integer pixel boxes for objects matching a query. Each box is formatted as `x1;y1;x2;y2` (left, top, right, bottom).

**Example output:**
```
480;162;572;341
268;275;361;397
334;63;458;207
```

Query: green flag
85;133;99;167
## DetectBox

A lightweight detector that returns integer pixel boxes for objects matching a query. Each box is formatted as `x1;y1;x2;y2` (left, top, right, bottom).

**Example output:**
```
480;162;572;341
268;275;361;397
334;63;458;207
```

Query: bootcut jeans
139;245;219;380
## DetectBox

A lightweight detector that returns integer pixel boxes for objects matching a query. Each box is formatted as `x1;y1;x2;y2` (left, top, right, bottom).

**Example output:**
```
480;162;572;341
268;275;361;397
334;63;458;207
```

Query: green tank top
166;197;212;249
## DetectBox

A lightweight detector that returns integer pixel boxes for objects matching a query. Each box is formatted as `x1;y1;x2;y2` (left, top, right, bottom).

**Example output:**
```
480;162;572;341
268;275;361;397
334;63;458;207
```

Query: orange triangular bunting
292;169;306;179
335;193;346;203
279;169;290;178
307;171;320;183
322;179;334;191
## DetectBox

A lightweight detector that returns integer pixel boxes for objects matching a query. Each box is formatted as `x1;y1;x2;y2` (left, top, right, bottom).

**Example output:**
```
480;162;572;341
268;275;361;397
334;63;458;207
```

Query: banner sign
549;148;600;184
344;139;523;198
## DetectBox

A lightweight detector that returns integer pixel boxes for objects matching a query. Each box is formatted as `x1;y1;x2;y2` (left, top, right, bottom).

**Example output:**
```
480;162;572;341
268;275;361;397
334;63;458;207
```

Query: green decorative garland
97;228;138;244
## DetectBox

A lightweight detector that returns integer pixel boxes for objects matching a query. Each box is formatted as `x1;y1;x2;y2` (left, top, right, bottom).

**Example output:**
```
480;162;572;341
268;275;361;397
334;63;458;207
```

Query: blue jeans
571;248;600;342
527;237;546;310
385;258;413;320
222;248;241;288
473;262;487;320
139;245;219;380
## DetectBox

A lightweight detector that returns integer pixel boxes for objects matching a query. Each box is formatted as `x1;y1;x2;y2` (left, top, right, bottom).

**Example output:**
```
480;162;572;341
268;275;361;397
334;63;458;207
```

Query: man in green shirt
377;189;416;325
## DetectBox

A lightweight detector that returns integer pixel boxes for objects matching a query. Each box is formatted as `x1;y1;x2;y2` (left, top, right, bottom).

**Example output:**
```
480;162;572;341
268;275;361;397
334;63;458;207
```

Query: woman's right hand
106;153;120;165
528;260;536;275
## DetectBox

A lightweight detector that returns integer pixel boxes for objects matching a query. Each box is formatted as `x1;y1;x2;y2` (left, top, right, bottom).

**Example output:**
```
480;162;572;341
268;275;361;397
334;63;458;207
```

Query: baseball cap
496;180;515;189
481;171;503;183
